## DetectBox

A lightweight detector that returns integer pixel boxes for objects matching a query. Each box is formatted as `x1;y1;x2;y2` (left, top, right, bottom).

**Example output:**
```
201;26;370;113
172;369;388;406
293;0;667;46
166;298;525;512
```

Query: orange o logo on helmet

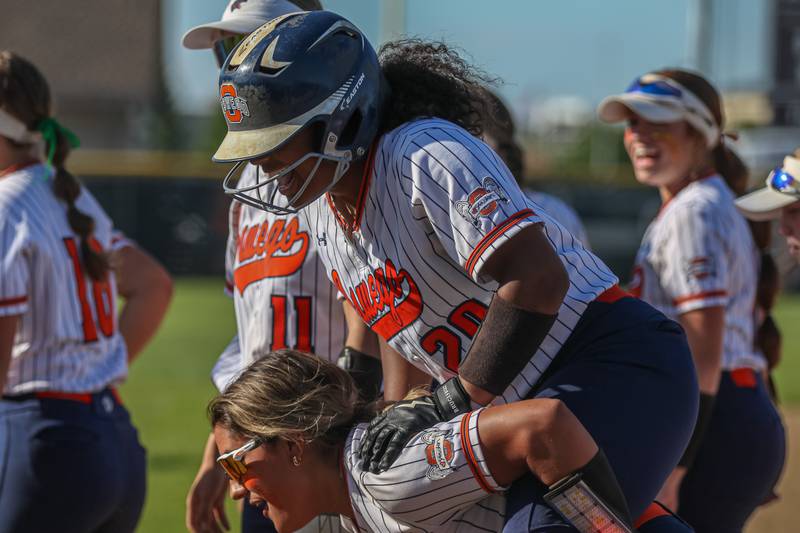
220;84;250;124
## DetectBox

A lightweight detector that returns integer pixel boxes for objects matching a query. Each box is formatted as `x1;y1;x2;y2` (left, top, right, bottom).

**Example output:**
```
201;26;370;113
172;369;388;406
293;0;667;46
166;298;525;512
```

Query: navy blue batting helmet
213;10;386;213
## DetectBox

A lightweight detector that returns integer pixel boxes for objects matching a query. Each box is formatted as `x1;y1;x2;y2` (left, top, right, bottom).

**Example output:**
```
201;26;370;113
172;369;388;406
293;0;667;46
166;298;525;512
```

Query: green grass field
121;278;800;533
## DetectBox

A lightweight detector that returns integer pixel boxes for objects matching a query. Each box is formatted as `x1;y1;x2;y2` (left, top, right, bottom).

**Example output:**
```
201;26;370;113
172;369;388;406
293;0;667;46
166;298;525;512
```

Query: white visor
182;0;301;49
735;155;800;221
598;74;720;148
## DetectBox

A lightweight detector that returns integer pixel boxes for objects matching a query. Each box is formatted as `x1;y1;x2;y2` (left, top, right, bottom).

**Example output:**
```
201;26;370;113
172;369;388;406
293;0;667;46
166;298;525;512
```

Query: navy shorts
503;296;699;532
0;389;146;533
678;370;785;533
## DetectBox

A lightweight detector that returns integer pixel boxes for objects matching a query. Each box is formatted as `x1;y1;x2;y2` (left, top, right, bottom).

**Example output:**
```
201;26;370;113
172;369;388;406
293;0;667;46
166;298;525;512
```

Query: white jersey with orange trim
341;408;506;532
630;174;764;371
303;118;618;404
0;163;129;395
211;163;347;391
524;189;590;250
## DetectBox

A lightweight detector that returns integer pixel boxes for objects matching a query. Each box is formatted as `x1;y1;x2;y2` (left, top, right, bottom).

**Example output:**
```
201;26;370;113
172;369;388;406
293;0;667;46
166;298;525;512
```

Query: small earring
292;456;301;467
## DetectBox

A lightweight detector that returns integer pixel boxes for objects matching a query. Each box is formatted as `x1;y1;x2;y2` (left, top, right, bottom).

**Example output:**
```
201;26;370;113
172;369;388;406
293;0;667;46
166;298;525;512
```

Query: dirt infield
747;407;798;532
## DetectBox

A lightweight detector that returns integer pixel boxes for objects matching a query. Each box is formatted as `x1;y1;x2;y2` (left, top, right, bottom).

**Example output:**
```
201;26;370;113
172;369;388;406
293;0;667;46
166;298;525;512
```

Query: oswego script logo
234;217;309;293
332;259;423;340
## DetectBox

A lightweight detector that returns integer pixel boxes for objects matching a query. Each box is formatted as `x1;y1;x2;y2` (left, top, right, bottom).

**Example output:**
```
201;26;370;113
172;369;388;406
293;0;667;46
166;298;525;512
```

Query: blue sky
163;0;770;116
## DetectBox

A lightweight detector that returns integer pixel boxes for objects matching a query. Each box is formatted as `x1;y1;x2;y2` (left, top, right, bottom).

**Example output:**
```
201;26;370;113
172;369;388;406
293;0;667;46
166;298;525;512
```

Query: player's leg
95;393;147;533
503;296;698;531
678;370;785;533
242;496;279;533
0;397;119;533
634;502;693;533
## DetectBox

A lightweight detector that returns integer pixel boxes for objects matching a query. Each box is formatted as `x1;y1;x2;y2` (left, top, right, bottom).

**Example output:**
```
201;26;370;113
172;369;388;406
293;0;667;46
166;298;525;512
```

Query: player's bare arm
186;433;230;533
0;315;19;392
378;337;430;402
113;245;173;362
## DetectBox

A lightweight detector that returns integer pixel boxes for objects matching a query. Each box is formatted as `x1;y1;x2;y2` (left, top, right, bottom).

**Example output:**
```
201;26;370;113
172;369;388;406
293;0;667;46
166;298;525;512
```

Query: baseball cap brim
598;94;684;124
182;17;270;49
735;187;800;221
213;123;302;162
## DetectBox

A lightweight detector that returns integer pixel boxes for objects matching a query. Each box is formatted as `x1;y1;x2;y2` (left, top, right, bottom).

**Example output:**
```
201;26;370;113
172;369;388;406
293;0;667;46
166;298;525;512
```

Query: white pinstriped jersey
341;409;506;532
303;118;618;404
0;163;129;395
630;175;765;371
211;164;347;391
524;190;590;250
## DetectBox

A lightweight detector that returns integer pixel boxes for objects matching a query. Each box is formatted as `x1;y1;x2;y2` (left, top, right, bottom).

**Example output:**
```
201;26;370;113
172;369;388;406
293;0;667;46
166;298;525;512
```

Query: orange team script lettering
332;259;423;340
233;217;310;293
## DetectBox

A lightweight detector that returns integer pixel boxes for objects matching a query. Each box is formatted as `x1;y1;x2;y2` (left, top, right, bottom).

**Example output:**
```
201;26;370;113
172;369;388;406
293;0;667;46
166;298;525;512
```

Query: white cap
735;155;800;221
182;0;301;50
598;73;721;148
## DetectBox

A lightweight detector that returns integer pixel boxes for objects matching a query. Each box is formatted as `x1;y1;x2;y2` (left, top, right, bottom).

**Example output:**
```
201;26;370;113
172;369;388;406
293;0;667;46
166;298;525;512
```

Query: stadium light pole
687;0;713;73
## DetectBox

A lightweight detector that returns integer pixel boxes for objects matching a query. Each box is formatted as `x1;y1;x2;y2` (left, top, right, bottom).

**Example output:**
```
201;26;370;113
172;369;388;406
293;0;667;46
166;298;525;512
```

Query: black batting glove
336;346;383;403
358;377;472;473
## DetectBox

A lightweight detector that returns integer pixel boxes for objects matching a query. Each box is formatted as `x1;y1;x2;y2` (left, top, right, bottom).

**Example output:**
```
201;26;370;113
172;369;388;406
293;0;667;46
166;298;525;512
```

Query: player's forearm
0;315;18;392
342;301;380;358
200;432;220;469
678;306;725;394
380;338;430;401
115;247;173;361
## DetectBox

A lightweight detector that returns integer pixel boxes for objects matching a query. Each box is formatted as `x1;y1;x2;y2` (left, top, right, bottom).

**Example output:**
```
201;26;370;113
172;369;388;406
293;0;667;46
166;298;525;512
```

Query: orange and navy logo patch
421;429;455;480
220;84;250;124
684;256;716;282
455;177;509;228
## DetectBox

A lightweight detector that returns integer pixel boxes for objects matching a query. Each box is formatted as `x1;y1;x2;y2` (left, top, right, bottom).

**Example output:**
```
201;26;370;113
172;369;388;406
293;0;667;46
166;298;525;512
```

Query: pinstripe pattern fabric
523;189;590;250
211;164;347;392
631;175;765;371
0;163;127;395
303;118;617;404
341;409;506;532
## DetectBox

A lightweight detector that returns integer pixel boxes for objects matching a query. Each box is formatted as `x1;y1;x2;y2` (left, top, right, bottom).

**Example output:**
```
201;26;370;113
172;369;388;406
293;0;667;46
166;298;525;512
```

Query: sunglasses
216;438;263;483
767;166;800;196
214;34;247;67
625;78;683;99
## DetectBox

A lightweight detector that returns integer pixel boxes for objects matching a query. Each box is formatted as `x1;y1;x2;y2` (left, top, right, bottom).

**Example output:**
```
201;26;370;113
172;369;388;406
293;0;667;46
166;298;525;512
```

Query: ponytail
378;39;500;136
47;125;108;281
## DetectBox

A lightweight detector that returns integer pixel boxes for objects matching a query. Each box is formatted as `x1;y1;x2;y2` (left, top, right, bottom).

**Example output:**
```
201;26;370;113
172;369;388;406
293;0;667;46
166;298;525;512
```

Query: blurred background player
599;69;786;532
0;51;172;533
212;12;699;531
481;88;590;248
182;2;384;532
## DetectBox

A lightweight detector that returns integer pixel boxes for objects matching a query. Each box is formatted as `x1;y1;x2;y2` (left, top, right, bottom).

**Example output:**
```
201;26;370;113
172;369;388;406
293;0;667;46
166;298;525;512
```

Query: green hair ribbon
36;117;81;167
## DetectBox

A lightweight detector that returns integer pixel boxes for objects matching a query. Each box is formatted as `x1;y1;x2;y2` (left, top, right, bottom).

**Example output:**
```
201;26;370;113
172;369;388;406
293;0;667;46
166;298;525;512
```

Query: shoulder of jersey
383;117;463;151
0;164;49;209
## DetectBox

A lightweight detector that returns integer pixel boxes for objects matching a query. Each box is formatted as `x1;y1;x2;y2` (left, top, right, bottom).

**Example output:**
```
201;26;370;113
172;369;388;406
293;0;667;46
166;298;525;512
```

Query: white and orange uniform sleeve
399;125;544;283
0;200;30;317
342;408;506;532
645;202;729;313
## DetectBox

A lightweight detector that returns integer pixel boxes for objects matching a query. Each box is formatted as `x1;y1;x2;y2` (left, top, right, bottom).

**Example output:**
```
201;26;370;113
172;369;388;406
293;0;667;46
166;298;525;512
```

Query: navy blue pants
0;389;146;533
242;496;278;533
503;297;699;532
678;370;785;533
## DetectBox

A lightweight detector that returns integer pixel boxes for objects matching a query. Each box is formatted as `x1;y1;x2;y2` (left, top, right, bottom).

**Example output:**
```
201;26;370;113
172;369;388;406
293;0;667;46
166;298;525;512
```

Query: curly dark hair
377;39;500;136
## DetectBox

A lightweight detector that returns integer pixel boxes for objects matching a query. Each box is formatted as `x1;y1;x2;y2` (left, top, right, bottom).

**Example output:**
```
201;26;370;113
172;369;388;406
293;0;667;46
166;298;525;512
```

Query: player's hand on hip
186;462;231;533
359;377;473;473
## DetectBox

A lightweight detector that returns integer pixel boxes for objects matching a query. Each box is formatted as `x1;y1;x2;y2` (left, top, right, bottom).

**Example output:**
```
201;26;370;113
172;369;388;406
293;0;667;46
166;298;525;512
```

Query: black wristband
459;295;558;396
336;346;382;402
433;377;472;420
678;392;716;468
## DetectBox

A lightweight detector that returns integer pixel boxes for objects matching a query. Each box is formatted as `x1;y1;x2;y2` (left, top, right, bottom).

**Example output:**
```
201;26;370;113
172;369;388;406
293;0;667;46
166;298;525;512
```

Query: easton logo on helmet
220;84;250;123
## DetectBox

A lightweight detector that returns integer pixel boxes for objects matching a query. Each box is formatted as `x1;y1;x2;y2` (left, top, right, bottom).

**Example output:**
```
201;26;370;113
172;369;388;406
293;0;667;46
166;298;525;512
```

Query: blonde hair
209;350;376;447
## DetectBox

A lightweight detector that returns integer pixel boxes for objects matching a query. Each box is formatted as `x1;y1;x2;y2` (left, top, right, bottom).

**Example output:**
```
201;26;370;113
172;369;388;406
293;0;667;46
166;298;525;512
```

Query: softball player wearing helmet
183;3;381;533
0;51;172;533
212;12;699;531
599;69;786;532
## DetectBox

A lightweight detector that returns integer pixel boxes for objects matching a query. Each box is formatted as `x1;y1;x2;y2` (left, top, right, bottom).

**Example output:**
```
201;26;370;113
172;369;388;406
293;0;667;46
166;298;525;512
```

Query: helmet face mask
214;11;385;214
